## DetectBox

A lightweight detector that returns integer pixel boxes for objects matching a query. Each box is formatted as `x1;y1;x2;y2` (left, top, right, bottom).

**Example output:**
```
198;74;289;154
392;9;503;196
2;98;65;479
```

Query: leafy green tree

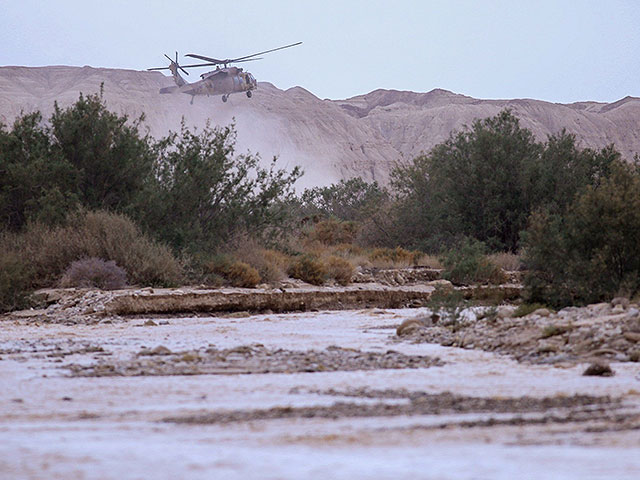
137;122;302;252
392;110;541;252
299;178;388;222
0;112;77;229
523;162;640;306
391;110;621;253
525;130;618;214
1;90;156;231
49;89;154;213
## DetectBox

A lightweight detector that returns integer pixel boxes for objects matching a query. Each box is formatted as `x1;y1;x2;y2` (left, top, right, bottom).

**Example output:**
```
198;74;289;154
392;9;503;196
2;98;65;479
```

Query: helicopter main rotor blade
229;41;302;63
185;53;225;64
147;61;218;72
186;41;301;66
231;57;263;63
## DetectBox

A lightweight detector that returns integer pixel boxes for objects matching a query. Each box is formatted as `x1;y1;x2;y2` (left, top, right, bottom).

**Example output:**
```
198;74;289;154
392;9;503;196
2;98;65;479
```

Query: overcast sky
2;0;638;103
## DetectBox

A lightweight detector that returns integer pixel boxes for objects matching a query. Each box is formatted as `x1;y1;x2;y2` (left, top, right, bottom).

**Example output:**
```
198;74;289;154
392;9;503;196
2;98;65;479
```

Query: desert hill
1;65;639;188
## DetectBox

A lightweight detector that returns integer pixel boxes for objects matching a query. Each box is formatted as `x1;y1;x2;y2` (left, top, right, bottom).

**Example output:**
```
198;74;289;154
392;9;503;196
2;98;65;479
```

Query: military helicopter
148;42;301;103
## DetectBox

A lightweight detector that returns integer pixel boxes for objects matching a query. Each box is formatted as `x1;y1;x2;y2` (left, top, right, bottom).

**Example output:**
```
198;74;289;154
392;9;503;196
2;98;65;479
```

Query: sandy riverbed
2;307;640;479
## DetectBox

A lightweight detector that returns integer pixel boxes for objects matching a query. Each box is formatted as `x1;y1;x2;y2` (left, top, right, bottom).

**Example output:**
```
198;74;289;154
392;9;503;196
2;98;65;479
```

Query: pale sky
1;0;639;103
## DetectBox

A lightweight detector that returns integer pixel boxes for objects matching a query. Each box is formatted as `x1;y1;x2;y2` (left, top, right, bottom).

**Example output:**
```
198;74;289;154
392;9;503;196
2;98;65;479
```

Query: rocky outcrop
1;65;639;187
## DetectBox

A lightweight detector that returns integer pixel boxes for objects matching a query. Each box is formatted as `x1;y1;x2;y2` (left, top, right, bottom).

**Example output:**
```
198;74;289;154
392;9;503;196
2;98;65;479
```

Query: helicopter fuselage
159;64;257;101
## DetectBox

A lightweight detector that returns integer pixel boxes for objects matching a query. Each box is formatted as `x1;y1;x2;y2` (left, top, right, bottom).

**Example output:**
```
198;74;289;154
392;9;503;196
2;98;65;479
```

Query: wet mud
164;389;624;426
67;344;443;377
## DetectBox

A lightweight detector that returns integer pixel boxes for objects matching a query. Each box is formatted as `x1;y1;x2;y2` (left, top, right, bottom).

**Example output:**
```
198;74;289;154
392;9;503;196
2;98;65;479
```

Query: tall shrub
523;162;640;306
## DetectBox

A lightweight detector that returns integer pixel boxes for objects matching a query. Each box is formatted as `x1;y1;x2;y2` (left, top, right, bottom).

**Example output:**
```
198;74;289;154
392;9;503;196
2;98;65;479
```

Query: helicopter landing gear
221;95;228;103
246;90;252;98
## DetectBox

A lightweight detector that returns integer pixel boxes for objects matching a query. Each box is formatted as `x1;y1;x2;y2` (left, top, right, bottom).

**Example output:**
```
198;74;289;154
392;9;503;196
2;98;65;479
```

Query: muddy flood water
2;307;640;479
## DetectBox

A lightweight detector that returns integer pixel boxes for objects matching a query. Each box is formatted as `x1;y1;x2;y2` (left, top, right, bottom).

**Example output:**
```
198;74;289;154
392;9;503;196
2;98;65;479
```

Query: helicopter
148;42;302;104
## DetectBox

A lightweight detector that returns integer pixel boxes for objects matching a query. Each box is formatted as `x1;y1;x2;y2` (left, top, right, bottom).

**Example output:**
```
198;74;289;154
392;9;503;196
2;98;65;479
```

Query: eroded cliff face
1;65;639;188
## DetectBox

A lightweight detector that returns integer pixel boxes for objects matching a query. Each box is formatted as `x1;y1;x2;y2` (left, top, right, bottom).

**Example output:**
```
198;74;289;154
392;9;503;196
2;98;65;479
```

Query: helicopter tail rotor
148;52;195;76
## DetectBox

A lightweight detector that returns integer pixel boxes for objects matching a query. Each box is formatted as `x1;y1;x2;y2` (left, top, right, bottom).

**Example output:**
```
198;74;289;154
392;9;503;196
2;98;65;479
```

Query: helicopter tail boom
159;85;180;94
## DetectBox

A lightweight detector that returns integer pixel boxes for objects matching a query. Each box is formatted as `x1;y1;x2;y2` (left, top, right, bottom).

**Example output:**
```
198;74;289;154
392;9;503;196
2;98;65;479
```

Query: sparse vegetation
425;287;467;328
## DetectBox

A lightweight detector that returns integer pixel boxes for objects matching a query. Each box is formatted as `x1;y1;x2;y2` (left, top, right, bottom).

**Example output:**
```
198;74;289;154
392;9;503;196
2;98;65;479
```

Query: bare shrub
59;257;127;290
287;255;327;285
325;256;355;286
488;252;522;271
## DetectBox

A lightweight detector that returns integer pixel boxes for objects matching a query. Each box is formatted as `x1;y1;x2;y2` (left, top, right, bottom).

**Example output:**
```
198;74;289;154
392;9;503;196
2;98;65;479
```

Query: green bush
136;122;302;253
522;162;640;307
0;90;154;231
0;248;33;313
299;178;388;223
440;238;506;285
287;255;327;285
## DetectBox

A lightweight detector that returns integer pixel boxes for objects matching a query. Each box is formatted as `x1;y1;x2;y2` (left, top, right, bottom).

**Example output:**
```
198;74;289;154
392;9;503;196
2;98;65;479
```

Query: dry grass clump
369;247;422;268
306;219;359;245
325;255;355;286
59;257;127;290
287;255;327;285
223;261;261;288
230;238;289;284
203;256;261;288
252;249;289;284
488;252;522;271
224;234;289;284
414;254;443;269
